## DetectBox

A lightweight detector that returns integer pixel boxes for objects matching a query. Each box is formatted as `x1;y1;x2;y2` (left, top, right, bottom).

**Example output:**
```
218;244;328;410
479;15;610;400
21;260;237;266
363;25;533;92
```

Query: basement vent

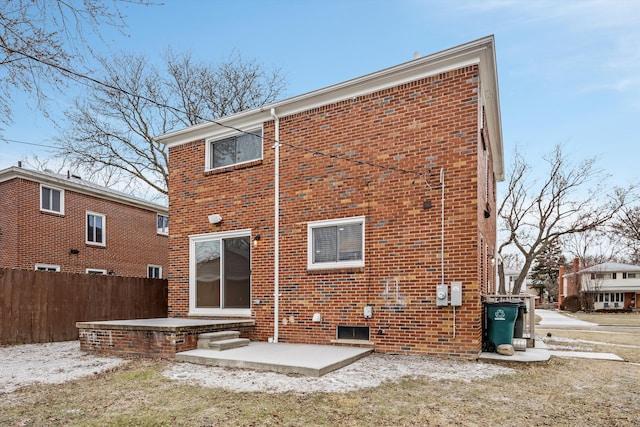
337;325;369;341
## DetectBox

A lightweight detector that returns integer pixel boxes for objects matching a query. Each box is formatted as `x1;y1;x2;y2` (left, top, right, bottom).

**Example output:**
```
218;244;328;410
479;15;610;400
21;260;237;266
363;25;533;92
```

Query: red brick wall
168;65;499;358
0;177;168;277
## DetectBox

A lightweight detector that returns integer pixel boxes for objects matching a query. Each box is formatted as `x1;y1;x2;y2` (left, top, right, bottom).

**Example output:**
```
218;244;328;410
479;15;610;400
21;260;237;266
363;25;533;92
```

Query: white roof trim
0;167;167;213
156;36;503;181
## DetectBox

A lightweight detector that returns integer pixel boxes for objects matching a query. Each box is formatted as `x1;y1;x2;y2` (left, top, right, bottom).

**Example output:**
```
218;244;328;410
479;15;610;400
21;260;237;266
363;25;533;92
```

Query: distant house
157;36;504;358
561;262;639;310
0;166;168;278
503;268;535;296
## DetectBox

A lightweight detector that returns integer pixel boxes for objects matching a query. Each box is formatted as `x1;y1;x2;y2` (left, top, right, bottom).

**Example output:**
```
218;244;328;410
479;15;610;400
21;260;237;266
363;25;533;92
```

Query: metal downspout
271;108;280;343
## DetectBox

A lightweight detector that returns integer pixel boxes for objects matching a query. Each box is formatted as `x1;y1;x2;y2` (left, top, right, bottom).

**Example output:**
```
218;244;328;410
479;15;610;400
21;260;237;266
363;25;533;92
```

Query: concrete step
200;331;241;341
196;330;250;351
208;337;250;351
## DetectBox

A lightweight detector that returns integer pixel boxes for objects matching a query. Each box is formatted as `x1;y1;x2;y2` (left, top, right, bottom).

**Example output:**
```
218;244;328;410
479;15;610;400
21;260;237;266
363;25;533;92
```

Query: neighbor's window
148;265;162;279
86;212;106;246
86;268;107;275
40;185;64;214
209;129;262;170
35;264;60;272
190;230;251;316
157;214;169;235
307;216;365;270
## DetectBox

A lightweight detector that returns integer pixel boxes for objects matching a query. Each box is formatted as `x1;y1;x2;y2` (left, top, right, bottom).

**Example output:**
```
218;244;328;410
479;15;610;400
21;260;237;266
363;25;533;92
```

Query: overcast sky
2;0;638;189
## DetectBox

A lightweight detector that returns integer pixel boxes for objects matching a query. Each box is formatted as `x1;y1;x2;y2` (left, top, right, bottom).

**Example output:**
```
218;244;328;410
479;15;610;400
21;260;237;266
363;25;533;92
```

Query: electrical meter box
363;305;373;318
436;284;448;306
450;281;462;306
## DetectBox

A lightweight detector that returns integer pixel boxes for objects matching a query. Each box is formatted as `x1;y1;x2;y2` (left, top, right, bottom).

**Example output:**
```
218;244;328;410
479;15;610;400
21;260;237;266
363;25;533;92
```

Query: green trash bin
485;301;519;347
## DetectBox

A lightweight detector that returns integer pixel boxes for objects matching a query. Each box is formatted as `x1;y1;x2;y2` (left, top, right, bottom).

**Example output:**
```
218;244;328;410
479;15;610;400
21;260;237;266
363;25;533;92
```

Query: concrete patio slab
479;340;551;363
176;342;373;377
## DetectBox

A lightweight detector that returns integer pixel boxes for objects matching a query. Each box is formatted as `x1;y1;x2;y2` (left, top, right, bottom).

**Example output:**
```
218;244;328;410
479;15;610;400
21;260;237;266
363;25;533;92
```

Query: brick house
158;36;503;358
0;166;168;278
560;261;639;310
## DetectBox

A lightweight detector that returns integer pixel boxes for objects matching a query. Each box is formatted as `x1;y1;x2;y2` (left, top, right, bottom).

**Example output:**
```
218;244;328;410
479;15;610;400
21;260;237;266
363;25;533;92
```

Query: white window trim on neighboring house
148;264;162;279
307;216;365;270
205;127;263;171
35;263;60;272
189;229;252;317
40;184;64;214
86;268;107;275
157;214;169;235
86;211;106;246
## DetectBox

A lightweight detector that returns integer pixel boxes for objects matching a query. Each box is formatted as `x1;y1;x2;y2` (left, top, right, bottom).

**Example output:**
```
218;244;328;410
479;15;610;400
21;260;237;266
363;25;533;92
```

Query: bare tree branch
54;48;286;197
498;144;632;294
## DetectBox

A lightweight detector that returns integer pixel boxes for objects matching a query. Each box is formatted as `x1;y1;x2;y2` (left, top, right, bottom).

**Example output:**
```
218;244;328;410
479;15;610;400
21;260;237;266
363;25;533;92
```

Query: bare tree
610;206;640;264
562;230;616;267
0;0;152;135
497;144;631;295
54;50;286;198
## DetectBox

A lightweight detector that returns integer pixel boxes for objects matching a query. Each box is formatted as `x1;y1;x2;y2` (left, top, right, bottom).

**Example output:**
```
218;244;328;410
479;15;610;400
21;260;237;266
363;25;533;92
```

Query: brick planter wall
77;319;255;359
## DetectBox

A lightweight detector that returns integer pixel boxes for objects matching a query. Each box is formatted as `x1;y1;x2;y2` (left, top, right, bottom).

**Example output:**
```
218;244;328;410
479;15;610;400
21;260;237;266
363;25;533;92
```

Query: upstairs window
157;214;169;235
87;212;106;246
208;129;262;170
40;185;64;214
307;216;365;270
148;265;162;279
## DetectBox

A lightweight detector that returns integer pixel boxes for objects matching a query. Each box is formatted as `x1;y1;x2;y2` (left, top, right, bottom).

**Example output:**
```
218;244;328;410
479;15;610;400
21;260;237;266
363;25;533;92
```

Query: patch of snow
163;353;515;394
0;341;125;394
0;341;515;395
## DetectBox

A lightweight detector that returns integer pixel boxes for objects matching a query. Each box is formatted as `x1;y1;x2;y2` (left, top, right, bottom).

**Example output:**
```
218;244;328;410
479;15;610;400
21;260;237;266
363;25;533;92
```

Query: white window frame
40;184;64;214
307;216;365;270
86;268;107;275
205;127;263;171
35;263;60;272
86;211;106;246
189;229;252;317
157;214;169;235
148;265;162;279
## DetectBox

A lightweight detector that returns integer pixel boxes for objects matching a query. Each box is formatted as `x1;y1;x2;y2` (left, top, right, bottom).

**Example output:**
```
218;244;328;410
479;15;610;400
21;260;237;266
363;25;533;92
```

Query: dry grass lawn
1;311;639;426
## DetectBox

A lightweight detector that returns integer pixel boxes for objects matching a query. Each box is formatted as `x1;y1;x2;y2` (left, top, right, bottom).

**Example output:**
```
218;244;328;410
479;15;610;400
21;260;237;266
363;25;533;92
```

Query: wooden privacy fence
0;268;168;345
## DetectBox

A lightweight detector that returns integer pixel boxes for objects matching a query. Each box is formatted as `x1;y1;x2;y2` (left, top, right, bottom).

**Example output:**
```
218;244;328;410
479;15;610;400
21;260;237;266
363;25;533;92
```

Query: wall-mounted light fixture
253;235;261;247
208;214;222;224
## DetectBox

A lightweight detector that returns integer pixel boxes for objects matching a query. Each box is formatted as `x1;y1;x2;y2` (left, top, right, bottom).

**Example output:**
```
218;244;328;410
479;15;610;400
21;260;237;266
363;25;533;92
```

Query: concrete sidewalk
536;309;598;328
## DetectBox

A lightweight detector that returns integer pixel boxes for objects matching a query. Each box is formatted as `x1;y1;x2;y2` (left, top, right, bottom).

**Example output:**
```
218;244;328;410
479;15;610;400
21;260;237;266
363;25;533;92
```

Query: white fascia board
0;167;167;214
157;36;503;178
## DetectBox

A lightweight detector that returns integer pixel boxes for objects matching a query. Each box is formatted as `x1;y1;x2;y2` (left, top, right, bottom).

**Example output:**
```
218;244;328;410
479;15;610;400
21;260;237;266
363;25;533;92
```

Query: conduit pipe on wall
270;108;280;343
440;168;456;338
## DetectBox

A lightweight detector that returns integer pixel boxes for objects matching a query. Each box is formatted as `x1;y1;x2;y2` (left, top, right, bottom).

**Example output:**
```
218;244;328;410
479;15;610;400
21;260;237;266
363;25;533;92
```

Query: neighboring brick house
0;166;168;278
560;261;639;310
158;36;503;358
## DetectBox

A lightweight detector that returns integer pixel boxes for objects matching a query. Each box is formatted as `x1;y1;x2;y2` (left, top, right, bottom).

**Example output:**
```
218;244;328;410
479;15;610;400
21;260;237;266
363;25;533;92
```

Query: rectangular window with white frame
86;268;107;275
148;265;162;279
40;184;64;214
86;212;106;246
189;230;252;316
35;264;60;272
207;128;262;170
307;216;365;270
157;214;169;235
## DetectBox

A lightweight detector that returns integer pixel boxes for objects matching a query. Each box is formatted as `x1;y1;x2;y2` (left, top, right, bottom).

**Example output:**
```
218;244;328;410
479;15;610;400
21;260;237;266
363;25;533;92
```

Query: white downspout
271;108;280;343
